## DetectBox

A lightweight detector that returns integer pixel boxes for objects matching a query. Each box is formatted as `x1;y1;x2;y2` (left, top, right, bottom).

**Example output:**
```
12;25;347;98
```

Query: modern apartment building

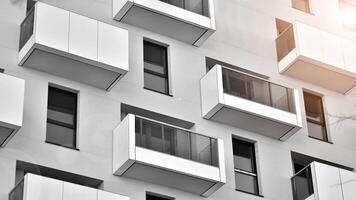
1;0;356;199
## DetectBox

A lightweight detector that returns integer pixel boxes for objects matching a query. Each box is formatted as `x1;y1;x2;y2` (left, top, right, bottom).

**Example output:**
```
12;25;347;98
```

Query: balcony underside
121;162;217;196
280;55;356;94
20;46;124;91
115;4;212;46
210;106;296;140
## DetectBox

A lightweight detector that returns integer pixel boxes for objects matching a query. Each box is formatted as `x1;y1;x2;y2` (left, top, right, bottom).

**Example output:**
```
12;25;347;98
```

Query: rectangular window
144;40;169;95
303;92;328;142
233;138;260;195
292;0;311;13
46;86;78;149
146;192;174;200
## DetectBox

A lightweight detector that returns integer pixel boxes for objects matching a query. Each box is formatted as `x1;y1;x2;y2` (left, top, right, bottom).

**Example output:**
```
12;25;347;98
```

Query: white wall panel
340;169;356;200
24;174;63;200
98;190;130;200
98;22;128;71
342;40;356;74
63;182;97;200
313;163;343;200
68;13;98;60
35;3;69;52
296;22;323;62
0;73;25;127
321;31;344;70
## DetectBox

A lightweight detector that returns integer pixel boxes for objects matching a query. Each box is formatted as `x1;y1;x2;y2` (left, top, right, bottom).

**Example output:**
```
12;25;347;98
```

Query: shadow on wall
9;0;24;6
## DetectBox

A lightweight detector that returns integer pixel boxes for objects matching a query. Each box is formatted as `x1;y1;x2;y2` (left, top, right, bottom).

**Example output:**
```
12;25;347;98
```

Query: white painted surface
23;174;130;200
68;13;98;60
0;73;25;128
35;2;69;52
135;147;221;181
98;22;129;71
24;174;63;200
339;169;356;200
200;65;221;119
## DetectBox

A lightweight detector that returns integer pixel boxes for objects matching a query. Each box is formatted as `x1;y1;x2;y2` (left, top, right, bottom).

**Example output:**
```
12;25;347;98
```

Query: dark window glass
135;116;219;166
233;138;259;195
46;86;77;149
291;165;314;200
26;0;36;13
303;92;328;141
158;0;206;16
146;193;173;200
0;68;4;73
144;41;169;95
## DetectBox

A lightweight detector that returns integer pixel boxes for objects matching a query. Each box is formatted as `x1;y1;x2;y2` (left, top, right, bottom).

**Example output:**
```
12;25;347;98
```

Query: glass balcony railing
19;7;35;51
291;165;314;200
276;25;296;61
8;179;24;200
158;0;209;17
222;67;296;113
135;116;219;167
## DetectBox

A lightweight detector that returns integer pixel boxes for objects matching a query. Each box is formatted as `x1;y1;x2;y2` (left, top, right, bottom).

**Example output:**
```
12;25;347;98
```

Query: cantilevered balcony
0;73;25;147
201;65;302;141
112;0;215;46
291;162;356;200
113;114;225;197
9;173;130;200
276;21;356;94
19;2;129;91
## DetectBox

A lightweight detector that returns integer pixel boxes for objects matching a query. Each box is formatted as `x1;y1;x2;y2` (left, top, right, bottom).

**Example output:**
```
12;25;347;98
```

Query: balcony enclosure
0;73;25;147
9;173;130;200
276;21;356;94
19;2;129;91
291;162;356;200
112;0;215;46
113;114;226;197
201;65;302;141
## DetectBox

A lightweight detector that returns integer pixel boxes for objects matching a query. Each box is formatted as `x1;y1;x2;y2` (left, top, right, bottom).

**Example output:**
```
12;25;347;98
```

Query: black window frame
232;138;261;196
46;85;78;150
303;91;329;142
143;40;170;96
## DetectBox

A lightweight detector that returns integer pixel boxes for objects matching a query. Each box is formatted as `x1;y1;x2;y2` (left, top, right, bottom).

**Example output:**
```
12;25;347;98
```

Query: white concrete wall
1;0;356;200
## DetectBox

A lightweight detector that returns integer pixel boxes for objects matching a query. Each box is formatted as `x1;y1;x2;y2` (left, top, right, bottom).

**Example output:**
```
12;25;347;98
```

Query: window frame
232;137;262;196
143;39;171;96
45;85;79;150
303;91;329;142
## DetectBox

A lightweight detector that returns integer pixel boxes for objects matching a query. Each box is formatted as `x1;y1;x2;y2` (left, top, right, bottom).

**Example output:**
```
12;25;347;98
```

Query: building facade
1;0;356;200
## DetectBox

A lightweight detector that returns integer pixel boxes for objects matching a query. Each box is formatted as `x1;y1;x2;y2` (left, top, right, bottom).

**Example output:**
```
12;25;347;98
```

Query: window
233;138;260;195
303;91;328;142
292;0;311;13
144;40;169;95
146;192;174;200
26;0;36;13
46;86;78;149
158;0;206;16
0;68;4;73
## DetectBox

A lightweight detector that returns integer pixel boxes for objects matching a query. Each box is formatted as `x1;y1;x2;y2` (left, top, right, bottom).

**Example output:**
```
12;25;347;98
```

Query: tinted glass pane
163;127;191;159
19;8;34;50
233;139;256;173
0;126;14;146
211;139;219;167
142;119;163;152
185;0;203;15
144;41;167;67
47;109;74;125
191;134;212;165
307;121;327;141
235;172;258;194
144;72;168;94
270;84;289;112
144;62;165;74
48;87;77;113
9;179;24;200
46;122;75;148
304;92;324;123
146;194;171;200
135;117;142;146
291;166;314;200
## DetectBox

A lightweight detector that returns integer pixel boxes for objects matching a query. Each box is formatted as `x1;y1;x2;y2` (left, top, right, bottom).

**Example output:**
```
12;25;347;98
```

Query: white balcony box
19;2;129;91
0;73;25;147
112;0;216;46
9;173;130;200
113;114;226;197
291;161;356;200
276;22;356;94
200;65;302;141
